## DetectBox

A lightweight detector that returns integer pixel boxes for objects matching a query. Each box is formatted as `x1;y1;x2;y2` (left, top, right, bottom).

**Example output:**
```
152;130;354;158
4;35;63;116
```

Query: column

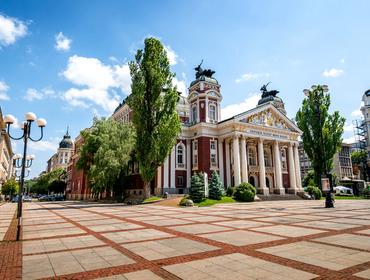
240;137;248;183
225;140;231;187
294;143;303;189
157;166;162;194
233;136;241;186
186;140;191;188
258;138;268;195
163;156;169;189
218;139;224;186
287;142;297;194
217;102;221;121
273;140;285;195
205;96;209;122
170;147;175;189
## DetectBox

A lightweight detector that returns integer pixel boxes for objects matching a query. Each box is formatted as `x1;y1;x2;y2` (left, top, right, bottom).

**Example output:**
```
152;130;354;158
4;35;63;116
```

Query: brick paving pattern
0;200;369;279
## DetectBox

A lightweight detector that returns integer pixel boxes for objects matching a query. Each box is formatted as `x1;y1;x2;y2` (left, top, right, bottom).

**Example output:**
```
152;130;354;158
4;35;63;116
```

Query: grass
320;195;365;200
195;196;237;207
142;196;162;203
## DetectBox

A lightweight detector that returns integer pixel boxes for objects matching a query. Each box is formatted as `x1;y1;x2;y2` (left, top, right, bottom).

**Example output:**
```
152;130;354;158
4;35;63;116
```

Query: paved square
1;199;369;279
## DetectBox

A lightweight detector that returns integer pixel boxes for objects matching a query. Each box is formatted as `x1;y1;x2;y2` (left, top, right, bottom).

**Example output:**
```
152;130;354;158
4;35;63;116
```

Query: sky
0;0;369;178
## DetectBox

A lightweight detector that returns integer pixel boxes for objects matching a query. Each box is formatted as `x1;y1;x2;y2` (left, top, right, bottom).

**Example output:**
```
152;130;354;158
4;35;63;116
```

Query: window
192;105;197;123
176;143;185;168
210;140;217;167
209;104;216;122
192;140;198;166
264;148;271;167
177;176;184;187
248;147;256;166
281;149;287;169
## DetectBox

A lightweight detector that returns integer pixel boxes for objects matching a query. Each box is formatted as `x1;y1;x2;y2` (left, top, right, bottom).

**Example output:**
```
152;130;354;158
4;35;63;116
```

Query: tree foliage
77;118;135;197
208;171;223;200
302;169;315;189
33;168;67;194
128;37;181;198
296;86;345;187
1;179;19;196
234;182;256;202
189;173;205;203
351;150;367;165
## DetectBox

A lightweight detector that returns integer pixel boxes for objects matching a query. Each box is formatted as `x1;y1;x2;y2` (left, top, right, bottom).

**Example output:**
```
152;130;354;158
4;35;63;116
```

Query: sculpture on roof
194;60;216;79
260;82;279;98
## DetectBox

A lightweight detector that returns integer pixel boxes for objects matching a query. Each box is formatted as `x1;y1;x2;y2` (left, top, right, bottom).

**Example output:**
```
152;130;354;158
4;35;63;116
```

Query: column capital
258;138;264;144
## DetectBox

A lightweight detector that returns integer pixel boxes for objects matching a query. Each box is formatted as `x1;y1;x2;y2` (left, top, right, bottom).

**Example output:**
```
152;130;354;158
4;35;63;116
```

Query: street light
4;112;46;240
303;85;334;208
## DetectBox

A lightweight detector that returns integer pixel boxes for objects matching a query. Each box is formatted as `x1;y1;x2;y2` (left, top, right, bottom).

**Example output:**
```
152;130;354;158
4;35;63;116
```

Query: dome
190;75;219;87
59;128;73;149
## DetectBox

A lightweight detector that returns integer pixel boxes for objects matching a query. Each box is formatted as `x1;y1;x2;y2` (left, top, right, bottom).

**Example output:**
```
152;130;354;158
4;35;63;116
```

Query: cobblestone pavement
1;200;370;279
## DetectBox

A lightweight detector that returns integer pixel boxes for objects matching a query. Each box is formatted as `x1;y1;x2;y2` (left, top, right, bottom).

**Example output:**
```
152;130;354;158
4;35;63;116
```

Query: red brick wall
197;136;211;176
199;98;206;122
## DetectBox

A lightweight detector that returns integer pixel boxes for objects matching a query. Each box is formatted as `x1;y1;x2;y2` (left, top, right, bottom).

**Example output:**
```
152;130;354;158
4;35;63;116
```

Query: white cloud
0;14;27;47
172;77;186;95
61;55;132;113
55;32;71;51
0;81;10;100
29;138;60;152
164;45;178;65
235;73;269;83
343;136;356;144
351;103;363;118
322;68;344;78
221;94;260;120
24;88;42;101
109;56;119;63
343;123;353;133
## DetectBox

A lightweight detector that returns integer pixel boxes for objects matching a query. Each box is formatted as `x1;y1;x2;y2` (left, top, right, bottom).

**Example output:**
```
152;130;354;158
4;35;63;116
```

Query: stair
257;194;304;201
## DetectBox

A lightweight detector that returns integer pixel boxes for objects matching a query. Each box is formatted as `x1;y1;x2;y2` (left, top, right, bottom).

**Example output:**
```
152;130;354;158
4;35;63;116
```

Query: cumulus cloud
29;137;60;152
0;14;27;47
164;45;178;65
23;87;56;101
0;81;10;100
351;103;363;118
172;77;186;95
235;73;269;83
61;55;131;112
343;122;353;133
55;32;71;51
322;68;344;78
343;136;356;144
221;94;260;120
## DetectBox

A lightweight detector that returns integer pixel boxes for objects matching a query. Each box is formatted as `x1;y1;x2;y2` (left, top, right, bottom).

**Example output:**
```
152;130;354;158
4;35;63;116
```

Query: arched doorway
249;176;256;187
265;177;270;189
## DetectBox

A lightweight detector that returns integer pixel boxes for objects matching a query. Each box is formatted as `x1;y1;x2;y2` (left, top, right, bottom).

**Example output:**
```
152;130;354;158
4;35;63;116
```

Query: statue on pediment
260;82;279;98
195;60;216;79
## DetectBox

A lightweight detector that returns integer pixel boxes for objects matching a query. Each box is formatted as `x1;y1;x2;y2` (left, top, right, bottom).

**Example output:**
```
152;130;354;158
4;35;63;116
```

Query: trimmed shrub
189;173;205;203
226;186;234;197
208;171;223;200
234;182;256;202
307;185;322;200
179;197;189;206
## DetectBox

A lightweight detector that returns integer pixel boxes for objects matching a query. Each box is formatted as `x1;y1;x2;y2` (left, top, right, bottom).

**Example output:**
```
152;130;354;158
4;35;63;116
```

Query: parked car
38;195;49;202
11;195;19;203
334;186;354;196
23;195;32;202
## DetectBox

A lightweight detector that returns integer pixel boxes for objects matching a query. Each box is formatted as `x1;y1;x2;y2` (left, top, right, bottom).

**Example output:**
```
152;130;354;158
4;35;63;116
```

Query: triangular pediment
236;104;301;133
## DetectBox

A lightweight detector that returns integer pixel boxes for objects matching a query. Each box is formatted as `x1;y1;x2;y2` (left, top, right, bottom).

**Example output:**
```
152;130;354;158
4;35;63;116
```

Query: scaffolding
353;119;367;151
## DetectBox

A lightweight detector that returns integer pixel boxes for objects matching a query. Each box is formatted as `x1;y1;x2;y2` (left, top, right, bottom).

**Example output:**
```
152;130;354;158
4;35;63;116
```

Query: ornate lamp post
303;85;334;208
3;112;46;240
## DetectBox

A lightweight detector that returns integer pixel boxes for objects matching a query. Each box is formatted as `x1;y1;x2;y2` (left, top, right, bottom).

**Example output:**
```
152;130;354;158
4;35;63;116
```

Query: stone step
257;194;304;201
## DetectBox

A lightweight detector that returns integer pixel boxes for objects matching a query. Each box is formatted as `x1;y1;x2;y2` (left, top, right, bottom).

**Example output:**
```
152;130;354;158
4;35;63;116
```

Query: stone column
205;96;209;122
240;137;248;183
233;136;241;186
225;140;231;187
287;142;297;194
186;140;191;188
218;139;224;186
258;139;269;195
273;140;285;195
163;156;169;190
294;143;303;189
170;146;175;189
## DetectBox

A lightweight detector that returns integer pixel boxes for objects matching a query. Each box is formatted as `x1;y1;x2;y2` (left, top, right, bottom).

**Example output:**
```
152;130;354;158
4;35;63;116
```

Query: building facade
0;108;14;197
111;67;303;197
46;129;74;173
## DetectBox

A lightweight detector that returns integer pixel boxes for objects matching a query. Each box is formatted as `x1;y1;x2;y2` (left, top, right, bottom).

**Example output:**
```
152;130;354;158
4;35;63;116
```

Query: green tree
128;37;181;198
33;168;66;194
208;171;223;200
302;169;315;189
296;85;345;188
1;179;19;196
77;118;135;197
189;173;205;203
48;180;67;194
351;150;367;164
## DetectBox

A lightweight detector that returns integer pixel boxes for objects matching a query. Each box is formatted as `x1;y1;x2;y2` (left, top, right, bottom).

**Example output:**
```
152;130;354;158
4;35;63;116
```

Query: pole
16;122;29;241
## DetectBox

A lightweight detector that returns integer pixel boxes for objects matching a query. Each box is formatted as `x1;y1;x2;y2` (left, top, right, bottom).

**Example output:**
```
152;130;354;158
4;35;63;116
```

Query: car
11;195;19;203
334;186;354;196
38;195;49;202
23;196;32;202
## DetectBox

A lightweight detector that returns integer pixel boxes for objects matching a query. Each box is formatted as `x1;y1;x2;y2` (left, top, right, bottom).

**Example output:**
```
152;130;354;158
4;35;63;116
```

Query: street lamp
4;112;46;240
303;85;334;208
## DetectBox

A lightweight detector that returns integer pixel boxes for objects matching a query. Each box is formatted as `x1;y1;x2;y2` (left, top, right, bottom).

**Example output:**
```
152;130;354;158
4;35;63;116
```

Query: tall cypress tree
209;171;223;200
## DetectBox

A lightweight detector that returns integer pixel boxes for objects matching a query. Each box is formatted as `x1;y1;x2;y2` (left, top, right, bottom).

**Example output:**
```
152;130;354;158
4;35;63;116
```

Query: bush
362;185;370;199
208;171;223;200
234;182;256;202
179;197;189;206
189;173;205;203
226;186;234;197
306;185;322;200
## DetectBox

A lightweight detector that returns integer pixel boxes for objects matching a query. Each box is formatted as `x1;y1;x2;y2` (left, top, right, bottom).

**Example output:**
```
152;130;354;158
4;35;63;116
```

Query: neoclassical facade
46;129;74;173
112;66;303;197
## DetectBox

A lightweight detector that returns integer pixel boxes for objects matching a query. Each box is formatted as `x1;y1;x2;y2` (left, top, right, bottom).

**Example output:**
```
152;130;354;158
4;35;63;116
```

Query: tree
209;171;223;200
48;180;67;194
302;169;315;189
1;179;19;196
128;37;181;198
77;118;135;197
189;173;205;203
33;168;67;194
296;85;345;188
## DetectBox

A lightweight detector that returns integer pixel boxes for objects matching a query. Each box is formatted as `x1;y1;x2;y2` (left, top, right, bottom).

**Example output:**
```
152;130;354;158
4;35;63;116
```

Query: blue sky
1;0;369;178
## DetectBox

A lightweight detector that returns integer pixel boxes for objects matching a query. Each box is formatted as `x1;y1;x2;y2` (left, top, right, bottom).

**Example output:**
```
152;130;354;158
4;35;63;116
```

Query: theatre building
112;65;303;197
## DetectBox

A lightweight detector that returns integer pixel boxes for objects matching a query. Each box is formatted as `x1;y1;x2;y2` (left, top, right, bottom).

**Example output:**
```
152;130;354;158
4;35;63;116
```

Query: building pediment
236;104;301;134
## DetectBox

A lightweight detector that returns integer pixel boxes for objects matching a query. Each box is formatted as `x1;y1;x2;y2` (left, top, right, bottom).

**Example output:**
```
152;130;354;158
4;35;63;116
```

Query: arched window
192;105;197;123
248;147;257;166
176;143;185;168
209;104;216;122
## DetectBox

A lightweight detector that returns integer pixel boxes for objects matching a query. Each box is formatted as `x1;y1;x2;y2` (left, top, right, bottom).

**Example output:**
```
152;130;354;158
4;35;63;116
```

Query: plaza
1;200;370;279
